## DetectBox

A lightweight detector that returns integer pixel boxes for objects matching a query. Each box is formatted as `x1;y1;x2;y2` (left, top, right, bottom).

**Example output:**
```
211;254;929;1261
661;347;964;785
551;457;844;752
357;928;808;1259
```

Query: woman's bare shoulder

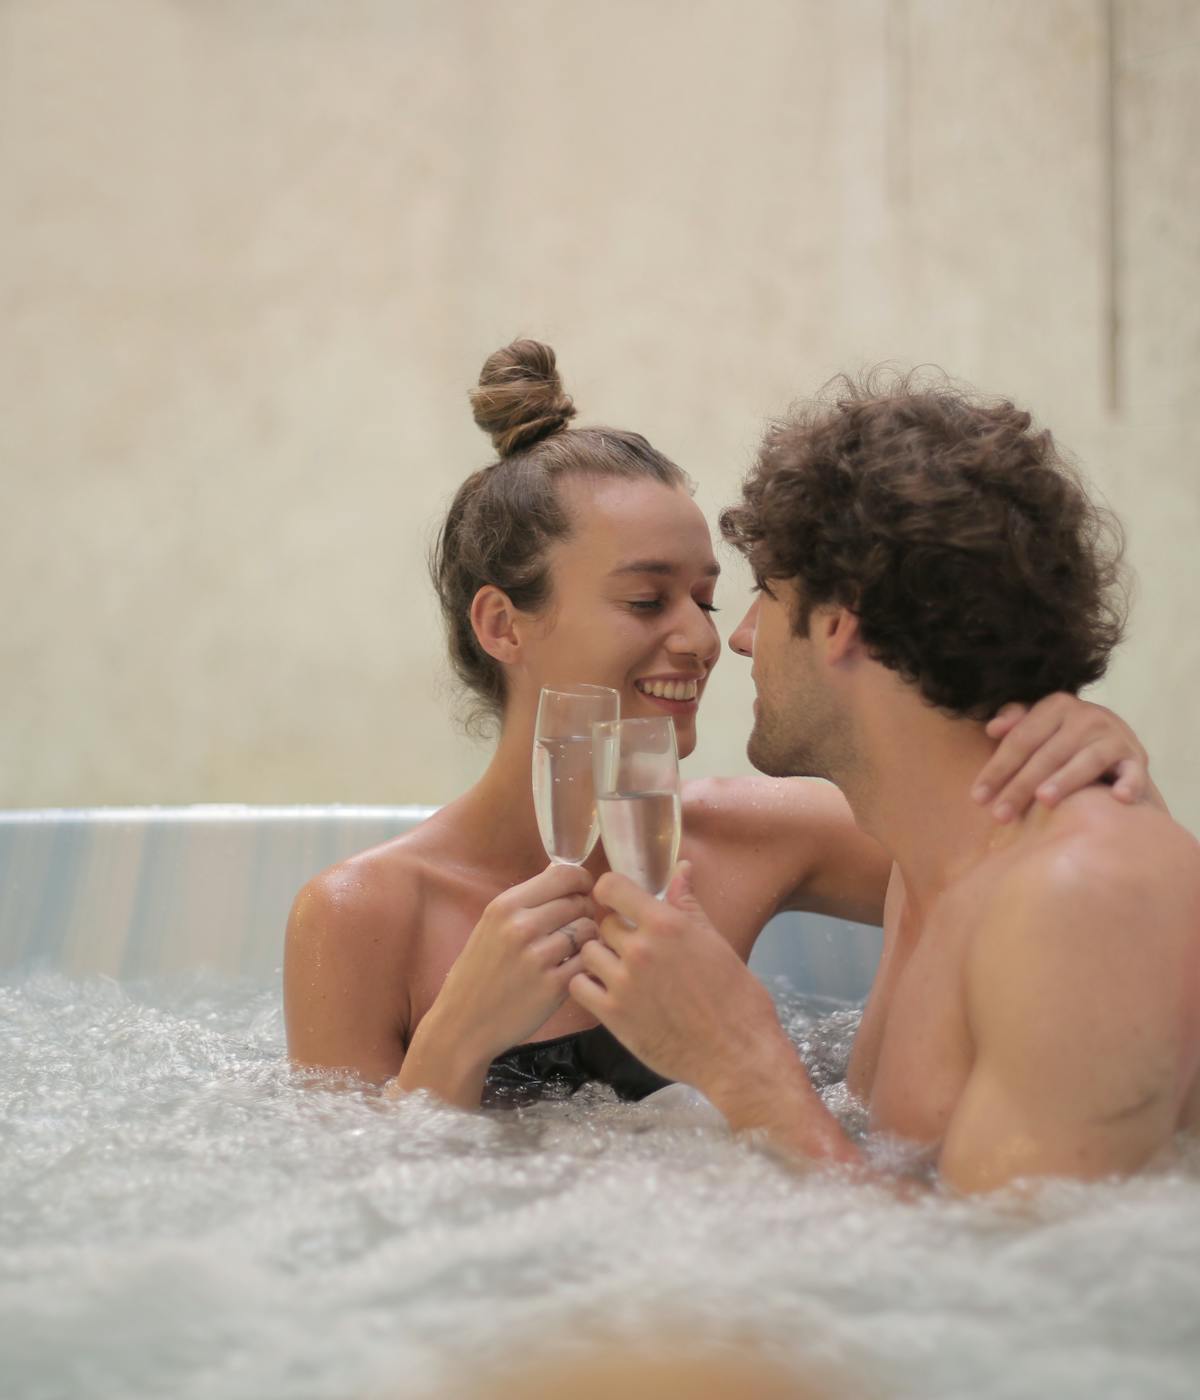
282;809;486;1071
682;774;854;842
291;801;489;949
682;775;887;924
286;820;451;961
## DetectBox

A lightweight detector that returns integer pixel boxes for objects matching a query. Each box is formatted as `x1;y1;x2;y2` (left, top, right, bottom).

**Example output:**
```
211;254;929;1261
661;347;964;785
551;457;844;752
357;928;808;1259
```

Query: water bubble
2;971;1198;1400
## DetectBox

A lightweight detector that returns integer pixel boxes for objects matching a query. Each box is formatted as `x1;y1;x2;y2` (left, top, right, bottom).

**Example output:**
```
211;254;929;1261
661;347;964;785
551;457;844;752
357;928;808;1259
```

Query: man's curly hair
720;371;1129;720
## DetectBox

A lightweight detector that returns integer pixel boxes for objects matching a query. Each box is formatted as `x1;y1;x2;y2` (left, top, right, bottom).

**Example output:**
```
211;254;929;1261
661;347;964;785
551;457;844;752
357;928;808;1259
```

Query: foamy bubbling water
1;973;1198;1400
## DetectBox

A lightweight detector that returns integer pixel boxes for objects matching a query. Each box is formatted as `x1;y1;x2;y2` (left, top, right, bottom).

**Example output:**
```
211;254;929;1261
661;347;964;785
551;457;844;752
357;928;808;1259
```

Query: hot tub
1;807;1196;1400
0;805;883;992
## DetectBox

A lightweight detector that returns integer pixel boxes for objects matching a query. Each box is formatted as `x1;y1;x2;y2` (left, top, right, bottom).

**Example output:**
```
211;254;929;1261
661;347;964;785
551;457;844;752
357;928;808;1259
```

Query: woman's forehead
559;476;716;569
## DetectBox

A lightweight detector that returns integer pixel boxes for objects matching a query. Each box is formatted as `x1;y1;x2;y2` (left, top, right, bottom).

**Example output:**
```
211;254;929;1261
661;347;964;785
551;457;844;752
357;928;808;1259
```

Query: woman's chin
623;691;701;758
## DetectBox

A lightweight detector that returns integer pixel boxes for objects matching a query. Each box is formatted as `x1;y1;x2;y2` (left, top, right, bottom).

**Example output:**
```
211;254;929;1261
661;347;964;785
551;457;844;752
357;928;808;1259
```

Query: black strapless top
484;1025;671;1105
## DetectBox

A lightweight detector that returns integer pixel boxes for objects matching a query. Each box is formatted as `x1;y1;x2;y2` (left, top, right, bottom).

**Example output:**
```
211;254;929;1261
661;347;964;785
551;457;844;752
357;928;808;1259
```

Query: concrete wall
3;0;1198;831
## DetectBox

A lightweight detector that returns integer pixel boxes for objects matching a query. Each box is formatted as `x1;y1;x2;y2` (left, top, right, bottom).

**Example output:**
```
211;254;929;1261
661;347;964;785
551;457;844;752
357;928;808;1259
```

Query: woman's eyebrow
608;559;722;578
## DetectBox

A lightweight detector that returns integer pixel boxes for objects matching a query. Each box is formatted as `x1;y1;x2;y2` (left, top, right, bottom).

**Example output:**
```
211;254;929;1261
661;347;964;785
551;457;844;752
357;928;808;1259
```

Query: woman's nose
668;603;721;663
728;598;758;658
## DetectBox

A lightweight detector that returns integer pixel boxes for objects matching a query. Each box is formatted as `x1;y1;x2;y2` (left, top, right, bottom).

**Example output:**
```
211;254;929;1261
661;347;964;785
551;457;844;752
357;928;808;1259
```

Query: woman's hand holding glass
429;863;599;1068
402;686;619;1101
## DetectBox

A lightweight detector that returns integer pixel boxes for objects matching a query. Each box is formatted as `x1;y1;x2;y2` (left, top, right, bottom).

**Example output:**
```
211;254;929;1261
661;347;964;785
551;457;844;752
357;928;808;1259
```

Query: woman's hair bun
470;338;577;458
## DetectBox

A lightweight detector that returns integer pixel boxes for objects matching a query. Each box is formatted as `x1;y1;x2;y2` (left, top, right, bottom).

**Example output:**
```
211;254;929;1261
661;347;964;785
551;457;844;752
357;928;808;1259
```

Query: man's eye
629;599;664;613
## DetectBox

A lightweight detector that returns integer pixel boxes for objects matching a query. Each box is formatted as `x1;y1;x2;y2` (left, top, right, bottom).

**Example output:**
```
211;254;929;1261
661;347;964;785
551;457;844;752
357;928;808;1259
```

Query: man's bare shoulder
682;775;854;845
973;788;1200;972
950;790;1200;1172
1007;788;1199;898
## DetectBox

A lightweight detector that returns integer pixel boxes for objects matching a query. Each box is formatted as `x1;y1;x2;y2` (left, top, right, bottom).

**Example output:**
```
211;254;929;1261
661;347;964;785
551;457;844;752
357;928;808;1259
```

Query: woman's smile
632;673;705;717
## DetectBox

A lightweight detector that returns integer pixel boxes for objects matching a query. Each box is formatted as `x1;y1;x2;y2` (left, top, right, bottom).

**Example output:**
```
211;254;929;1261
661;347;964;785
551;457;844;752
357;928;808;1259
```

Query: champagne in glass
533;685;620;864
592;717;682;898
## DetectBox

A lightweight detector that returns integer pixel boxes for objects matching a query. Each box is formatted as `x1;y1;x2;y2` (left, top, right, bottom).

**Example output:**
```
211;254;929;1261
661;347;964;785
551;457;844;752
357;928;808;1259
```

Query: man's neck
832;684;1003;913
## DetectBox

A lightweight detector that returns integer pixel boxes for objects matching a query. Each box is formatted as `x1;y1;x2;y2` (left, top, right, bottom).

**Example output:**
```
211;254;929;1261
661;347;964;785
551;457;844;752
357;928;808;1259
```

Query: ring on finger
561;926;579;961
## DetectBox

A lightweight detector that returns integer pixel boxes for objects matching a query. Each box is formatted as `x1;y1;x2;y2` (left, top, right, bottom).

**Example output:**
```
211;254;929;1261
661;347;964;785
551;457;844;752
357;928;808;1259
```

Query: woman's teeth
635;679;698;702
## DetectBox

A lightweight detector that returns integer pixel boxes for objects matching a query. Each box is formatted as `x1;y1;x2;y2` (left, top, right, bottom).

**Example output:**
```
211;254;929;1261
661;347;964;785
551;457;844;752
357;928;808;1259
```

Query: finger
594;871;660;925
664;860;694;906
972;709;1065;805
506;862;595;905
578;939;622;987
1017;691;1075;727
1049;736;1143;800
510;893;596;942
1111;756;1146;802
1011;740;1119;811
532;918;599;969
566;916;600;946
990;730;1104;820
597;910;637;954
568;968;609;1014
984;702;1029;740
664;860;707;917
568;940;621;1008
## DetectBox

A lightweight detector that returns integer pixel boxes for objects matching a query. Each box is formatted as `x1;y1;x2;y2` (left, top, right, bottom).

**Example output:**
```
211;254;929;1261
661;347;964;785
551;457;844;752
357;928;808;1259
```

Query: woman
284;340;1152;1107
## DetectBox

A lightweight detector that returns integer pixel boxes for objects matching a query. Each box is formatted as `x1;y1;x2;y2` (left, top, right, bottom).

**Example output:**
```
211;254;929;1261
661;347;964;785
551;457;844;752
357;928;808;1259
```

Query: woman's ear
470;585;522;664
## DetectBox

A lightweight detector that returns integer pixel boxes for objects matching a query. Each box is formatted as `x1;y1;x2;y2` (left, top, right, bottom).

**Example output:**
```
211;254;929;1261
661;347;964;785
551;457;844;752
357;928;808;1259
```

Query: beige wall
3;0;1198;832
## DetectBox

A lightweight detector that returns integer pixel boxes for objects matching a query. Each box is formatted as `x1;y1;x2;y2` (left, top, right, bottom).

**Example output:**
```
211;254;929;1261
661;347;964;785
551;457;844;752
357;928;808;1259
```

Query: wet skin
285;480;887;1101
849;797;1200;1166
284;480;1161;1116
570;582;1200;1190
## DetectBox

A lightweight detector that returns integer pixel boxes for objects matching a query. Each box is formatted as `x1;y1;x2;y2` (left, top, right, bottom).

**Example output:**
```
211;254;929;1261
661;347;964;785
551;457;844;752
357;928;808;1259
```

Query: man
569;373;1200;1192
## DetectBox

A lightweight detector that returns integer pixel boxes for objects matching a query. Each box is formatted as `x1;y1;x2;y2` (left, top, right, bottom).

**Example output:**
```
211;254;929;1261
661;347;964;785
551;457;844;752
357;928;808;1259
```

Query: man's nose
728;597;758;658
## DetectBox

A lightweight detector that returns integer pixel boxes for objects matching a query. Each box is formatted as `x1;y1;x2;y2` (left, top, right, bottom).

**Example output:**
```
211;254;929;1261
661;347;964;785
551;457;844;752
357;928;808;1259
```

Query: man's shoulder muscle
966;802;1200;1079
981;798;1200;955
941;803;1200;1189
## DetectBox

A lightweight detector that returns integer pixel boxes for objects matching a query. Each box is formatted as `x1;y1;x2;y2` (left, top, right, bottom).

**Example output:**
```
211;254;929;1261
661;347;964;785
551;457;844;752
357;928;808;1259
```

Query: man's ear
819;606;862;666
470;585;523;665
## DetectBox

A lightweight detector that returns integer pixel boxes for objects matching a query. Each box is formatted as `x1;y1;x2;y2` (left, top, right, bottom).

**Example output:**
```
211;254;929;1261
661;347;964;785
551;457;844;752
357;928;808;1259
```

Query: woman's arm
283;866;413;1086
685;775;892;927
387;865;598;1107
284;858;599;1109
771;782;892;924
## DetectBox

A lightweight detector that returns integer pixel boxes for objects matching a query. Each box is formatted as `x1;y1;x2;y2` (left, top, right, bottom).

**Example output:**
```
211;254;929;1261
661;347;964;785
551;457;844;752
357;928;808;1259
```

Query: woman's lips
641;693;699;715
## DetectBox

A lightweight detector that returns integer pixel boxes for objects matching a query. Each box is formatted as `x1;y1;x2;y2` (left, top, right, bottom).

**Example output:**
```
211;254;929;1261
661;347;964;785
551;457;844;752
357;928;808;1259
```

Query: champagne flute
592;717;682;898
533;684;620;865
